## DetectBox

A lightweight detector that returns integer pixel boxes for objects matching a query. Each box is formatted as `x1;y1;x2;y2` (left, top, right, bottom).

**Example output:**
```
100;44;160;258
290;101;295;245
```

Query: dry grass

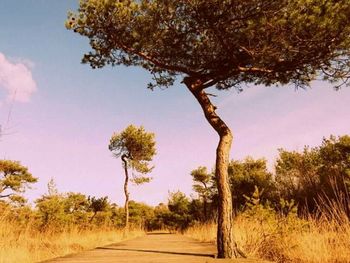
185;213;350;262
0;215;144;263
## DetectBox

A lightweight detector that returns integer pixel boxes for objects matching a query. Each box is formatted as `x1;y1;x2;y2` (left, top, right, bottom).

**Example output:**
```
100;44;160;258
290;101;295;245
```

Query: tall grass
185;200;350;263
0;210;144;263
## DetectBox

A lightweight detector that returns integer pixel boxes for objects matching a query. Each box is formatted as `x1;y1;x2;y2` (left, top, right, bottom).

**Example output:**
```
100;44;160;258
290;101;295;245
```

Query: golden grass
185;215;350;263
0;216;144;263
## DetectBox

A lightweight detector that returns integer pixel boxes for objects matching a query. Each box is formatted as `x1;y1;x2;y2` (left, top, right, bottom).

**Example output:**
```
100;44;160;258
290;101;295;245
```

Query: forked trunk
184;77;245;258
121;154;130;230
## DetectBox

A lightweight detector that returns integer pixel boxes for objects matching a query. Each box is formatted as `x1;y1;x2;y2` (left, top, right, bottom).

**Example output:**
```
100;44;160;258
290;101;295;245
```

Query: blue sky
0;1;349;206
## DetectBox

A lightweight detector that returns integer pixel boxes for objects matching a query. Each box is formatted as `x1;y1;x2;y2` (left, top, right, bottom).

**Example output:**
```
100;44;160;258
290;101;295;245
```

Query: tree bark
184;77;245;258
121;154;130;230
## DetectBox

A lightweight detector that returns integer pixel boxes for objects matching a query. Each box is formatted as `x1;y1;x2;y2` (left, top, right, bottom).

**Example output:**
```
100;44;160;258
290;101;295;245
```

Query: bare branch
0;193;13;199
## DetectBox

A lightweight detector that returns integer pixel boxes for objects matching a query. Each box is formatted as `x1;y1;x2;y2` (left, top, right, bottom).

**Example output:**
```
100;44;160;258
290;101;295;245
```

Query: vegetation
0;206;143;263
185;188;350;263
229;157;275;211
275;135;350;216
67;0;350;258
1;134;349;262
191;167;212;221
184;135;350;262
0;185;144;263
0;160;37;204
188;135;350;218
109;125;156;229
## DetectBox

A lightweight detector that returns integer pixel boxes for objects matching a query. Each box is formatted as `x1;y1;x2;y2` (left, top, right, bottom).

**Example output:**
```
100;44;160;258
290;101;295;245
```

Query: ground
43;233;271;263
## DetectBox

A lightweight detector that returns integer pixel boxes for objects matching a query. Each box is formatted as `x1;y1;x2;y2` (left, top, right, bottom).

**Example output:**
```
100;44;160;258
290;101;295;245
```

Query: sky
0;1;349;206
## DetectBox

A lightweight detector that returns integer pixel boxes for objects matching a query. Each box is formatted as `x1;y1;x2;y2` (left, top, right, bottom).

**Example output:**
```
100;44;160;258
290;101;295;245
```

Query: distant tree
149;203;171;230
128;200;155;229
276;135;350;215
35;194;67;229
0;160;37;202
318;135;350;197
110;203;124;227
188;198;205;222
191;166;212;220
65;193;89;213
88;196;110;223
47;178;59;196
275;148;320;212
168;191;190;216
228;157;275;210
68;1;350;258
167;191;192;231
314;135;350;217
109;125;156;229
64;192;90;225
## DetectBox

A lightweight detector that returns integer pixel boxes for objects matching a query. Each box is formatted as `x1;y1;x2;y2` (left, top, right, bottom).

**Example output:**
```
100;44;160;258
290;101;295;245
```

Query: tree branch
118;43;199;76
0;193;13;198
237;66;273;73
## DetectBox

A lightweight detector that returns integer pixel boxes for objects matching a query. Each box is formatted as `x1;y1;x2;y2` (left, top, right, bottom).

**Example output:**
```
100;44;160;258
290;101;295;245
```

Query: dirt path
43;233;270;263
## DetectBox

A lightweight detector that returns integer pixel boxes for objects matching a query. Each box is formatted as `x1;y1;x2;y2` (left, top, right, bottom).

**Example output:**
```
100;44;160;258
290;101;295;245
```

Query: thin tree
108;125;156;229
67;1;350;258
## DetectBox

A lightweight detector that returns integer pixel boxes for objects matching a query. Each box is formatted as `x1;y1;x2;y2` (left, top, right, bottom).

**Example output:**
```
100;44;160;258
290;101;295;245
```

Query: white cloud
0;52;37;102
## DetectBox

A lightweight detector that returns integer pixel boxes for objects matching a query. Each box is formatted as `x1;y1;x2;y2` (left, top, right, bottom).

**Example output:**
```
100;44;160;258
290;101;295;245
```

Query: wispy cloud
0;53;37;102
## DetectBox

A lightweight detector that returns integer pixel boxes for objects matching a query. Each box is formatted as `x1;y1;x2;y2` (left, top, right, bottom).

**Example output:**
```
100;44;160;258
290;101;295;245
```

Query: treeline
0;158;202;231
1;180;120;231
189;135;350;221
0;186;202;232
149;135;350;231
0;180;210;232
1;135;349;232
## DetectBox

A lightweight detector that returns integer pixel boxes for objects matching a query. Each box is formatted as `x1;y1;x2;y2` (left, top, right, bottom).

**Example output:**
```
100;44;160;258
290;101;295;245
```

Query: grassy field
0;215;144;263
185;211;350;263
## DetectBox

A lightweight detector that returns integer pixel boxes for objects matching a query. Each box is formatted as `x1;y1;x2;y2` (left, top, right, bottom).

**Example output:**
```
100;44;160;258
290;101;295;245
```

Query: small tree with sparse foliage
109;125;156;229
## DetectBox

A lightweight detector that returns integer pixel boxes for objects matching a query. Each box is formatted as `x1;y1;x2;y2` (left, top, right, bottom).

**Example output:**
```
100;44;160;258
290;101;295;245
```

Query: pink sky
1;69;349;206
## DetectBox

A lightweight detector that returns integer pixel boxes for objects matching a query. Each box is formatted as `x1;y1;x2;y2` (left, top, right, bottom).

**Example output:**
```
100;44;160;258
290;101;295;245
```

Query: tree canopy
109;124;156;178
191;166;211;197
67;0;350;90
0;160;37;202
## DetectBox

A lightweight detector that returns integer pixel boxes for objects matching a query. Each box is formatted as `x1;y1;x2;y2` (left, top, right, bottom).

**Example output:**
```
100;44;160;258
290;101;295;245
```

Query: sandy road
43;233;271;263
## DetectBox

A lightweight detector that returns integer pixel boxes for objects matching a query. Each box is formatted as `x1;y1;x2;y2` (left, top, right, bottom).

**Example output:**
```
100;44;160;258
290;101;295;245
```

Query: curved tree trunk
121;154;130;230
184;77;245;258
